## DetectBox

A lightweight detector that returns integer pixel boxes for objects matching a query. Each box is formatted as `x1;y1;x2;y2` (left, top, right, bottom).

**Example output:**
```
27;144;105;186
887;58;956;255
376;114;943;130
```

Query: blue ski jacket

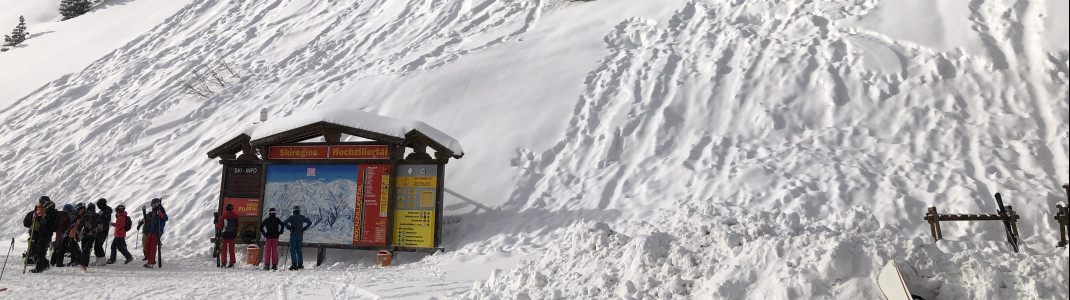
149;207;168;235
283;214;311;238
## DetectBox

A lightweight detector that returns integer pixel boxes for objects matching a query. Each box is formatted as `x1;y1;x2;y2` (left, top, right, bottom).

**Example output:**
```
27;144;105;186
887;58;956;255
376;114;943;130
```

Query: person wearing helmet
78;203;103;269
107;204;134;264
282;205;312;270
49;204;74;267
92;198;113;266
260;207;285;270
216;203;240;268
55;203;86;268
144;198;168;268
26;196;59;273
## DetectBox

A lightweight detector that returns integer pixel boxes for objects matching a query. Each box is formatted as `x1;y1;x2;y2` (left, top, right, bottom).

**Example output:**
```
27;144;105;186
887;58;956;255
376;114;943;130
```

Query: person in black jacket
27;196;59;273
52;204;83;268
93;198;113;266
260;208;285;270
79;203;103;269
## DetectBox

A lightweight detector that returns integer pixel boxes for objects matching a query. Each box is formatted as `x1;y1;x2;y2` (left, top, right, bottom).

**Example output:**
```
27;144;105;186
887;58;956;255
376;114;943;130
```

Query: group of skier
215;204;310;270
23;196;168;273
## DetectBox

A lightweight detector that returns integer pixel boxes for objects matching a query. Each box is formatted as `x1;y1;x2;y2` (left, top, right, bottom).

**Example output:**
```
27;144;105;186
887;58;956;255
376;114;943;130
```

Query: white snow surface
1;0;1067;299
241;108;464;156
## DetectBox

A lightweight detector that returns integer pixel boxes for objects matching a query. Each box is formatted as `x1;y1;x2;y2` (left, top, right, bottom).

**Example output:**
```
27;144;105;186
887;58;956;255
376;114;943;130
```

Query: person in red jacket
216;204;239;268
107;205;134;264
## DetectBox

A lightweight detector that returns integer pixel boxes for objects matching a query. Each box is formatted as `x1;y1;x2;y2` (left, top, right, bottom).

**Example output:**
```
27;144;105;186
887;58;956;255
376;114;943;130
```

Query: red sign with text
330;145;390;159
223;198;260;217
353;164;390;245
268;146;329;159
268;145;390;159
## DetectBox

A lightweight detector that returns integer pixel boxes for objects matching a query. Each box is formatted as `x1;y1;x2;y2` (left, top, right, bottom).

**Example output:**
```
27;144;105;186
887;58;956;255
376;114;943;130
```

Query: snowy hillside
1;0;1067;299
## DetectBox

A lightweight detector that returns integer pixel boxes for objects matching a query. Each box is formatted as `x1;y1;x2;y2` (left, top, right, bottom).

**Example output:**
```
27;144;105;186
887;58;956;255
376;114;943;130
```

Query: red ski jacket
112;211;130;238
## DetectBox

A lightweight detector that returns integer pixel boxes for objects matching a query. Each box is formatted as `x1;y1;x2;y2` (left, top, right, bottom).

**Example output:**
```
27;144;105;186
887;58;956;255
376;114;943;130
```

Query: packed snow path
0;254;469;299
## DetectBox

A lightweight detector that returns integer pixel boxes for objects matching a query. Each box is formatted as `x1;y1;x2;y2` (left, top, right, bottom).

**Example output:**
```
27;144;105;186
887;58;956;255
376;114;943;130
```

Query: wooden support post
933;207;943;240
1057;204;1069;248
925;207;941;241
316;247;326;266
1005;206;1020;239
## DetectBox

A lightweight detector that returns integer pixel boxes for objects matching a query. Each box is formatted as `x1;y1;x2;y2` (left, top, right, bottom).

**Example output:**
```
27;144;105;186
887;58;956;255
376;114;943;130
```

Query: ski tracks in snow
505;0;1068;248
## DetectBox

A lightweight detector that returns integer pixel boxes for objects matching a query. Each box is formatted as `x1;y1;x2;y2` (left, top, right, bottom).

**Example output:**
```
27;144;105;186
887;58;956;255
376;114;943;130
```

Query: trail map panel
393;164;438;248
353;165;391;245
264;164;358;244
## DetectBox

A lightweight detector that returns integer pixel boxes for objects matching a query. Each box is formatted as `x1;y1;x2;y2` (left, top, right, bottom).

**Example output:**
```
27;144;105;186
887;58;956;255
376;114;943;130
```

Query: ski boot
124;257;134;264
226;262;234;268
106;258;116;264
272;264;278;270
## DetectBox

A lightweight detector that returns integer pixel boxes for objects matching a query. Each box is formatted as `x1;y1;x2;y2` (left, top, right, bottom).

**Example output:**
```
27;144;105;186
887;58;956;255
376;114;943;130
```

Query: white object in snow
878;261;913;300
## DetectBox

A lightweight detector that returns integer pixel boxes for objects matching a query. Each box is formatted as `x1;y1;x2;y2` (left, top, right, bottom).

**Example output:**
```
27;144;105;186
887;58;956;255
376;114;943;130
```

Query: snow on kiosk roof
205;109;463;262
207;109;464;160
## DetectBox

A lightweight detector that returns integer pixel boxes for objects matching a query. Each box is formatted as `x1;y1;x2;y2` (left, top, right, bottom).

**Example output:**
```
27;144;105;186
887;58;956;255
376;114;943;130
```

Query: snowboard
878;261;913;300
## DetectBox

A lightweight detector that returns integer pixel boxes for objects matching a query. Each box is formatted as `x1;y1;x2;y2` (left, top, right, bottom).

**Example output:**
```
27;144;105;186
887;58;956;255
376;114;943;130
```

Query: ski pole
1;238;14;283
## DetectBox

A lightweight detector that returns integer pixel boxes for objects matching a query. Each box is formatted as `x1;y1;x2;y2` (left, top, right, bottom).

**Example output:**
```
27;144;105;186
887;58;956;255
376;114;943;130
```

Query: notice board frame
214;143;448;254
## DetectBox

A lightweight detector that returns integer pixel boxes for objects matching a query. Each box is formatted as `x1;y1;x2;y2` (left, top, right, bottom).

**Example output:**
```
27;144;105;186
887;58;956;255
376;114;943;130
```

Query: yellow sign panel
393;165;438;248
396;176;437;188
392;210;435;248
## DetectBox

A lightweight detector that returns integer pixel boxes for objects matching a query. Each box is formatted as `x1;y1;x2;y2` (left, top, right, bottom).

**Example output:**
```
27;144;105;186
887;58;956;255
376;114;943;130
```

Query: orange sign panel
268;146;329;159
330;145;390;159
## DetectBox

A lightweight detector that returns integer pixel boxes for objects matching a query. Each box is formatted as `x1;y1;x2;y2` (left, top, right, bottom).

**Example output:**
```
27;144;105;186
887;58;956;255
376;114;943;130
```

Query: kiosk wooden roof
207;109;464;161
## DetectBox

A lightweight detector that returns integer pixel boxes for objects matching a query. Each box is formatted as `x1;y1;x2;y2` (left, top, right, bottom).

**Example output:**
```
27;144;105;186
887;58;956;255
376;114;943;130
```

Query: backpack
123;215;133;232
223;217;238;234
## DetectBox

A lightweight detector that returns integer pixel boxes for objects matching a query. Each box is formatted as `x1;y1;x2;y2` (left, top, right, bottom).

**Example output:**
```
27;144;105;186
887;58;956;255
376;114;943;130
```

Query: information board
223;164;263;198
353;164;391;246
222;197;260;217
263;164;391;245
393;164;437;248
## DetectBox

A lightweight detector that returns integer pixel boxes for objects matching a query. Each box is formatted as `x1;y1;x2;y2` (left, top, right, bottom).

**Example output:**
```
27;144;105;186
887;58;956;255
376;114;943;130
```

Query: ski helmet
87;203;97;212
225;204;234;211
116;205;126;213
39;196;51;204
63;204;74;213
293;205;301;214
75;203;85;212
96;198;107;206
151;198;162;207
268;207;276;215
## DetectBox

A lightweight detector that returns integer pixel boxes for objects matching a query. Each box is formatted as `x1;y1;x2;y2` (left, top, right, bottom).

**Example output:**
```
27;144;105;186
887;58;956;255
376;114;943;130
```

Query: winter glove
157;211;165;218
137;219;144;230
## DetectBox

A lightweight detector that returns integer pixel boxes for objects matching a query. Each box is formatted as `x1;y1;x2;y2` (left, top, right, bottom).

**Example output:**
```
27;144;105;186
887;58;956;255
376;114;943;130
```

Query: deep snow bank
463;202;1069;299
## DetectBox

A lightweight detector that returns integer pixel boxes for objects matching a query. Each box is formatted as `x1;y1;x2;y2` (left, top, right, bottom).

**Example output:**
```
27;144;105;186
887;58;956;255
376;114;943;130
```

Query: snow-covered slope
0;0;1067;299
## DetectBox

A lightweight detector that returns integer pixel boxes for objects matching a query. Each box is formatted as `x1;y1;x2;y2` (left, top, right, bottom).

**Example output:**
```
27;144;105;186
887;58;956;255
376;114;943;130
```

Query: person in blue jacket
282;205;311;270
144;198;167;268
